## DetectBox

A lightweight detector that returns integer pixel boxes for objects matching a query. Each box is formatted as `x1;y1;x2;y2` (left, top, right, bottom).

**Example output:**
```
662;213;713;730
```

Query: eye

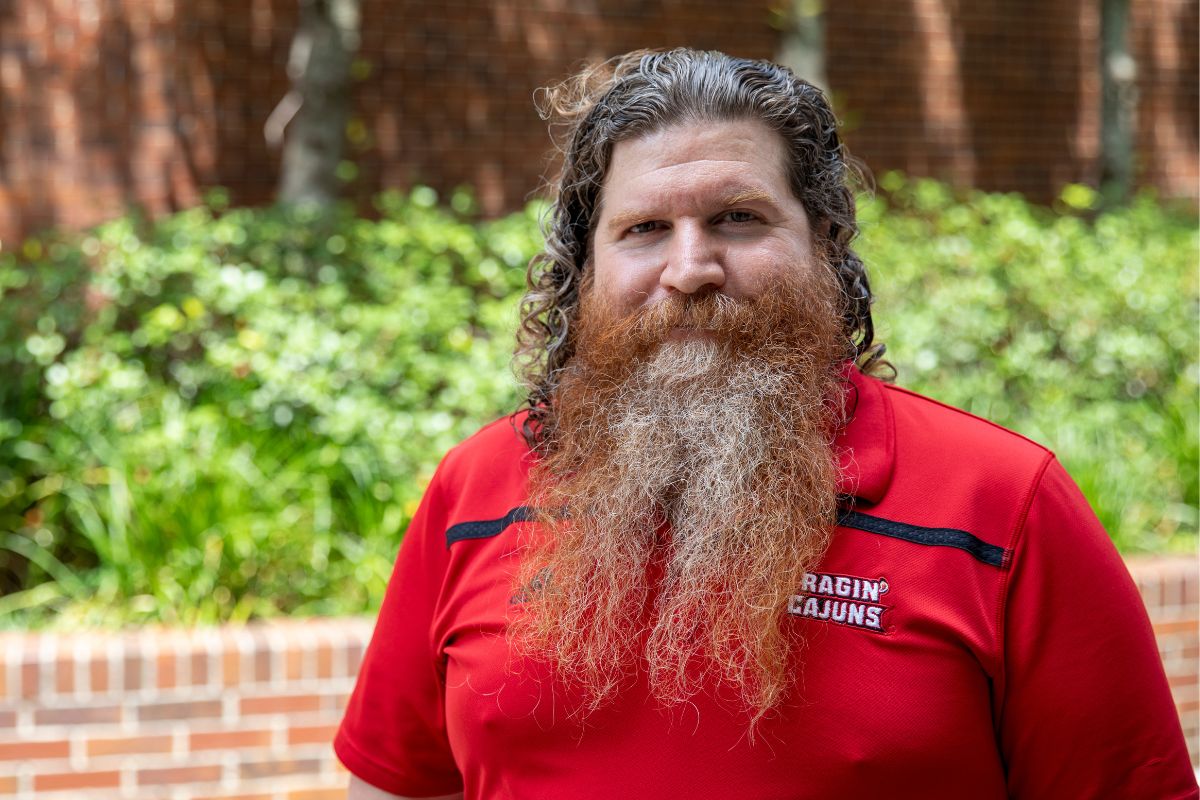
627;220;660;235
721;210;759;224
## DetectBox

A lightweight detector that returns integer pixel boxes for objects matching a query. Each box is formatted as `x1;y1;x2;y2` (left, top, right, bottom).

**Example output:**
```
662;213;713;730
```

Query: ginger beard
513;259;850;723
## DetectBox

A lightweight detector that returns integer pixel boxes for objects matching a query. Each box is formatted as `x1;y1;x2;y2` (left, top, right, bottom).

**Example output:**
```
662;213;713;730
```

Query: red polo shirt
335;368;1198;799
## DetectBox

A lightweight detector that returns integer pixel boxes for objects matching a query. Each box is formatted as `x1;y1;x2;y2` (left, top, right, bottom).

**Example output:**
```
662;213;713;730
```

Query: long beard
512;266;850;723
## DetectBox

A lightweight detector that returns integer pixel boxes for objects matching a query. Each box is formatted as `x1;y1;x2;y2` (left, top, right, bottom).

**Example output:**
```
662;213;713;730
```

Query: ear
815;216;833;238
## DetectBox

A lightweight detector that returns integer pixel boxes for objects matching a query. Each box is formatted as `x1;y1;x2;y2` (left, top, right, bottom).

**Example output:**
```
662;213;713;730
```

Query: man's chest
433;523;1009;799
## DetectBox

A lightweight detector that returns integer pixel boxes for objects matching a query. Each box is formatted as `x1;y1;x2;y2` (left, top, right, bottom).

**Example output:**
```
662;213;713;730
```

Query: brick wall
0;0;781;245
0;618;371;798
1130;0;1200;201
0;555;1195;797
2;2;1196;247
824;0;1199;204
1129;555;1200;766
826;0;1101;197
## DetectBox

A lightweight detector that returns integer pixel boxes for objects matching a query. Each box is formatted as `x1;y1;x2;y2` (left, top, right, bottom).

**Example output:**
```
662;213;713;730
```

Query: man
336;49;1197;799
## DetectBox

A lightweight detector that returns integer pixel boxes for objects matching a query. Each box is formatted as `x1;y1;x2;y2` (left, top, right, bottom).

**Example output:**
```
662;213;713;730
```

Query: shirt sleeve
334;461;465;796
997;455;1198;799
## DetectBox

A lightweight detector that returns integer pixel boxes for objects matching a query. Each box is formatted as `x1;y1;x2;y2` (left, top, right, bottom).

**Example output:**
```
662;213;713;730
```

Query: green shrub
861;175;1198;553
0;189;541;627
0;178;1195;628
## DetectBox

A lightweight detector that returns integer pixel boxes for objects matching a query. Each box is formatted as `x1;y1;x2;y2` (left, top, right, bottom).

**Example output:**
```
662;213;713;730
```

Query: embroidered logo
787;570;891;633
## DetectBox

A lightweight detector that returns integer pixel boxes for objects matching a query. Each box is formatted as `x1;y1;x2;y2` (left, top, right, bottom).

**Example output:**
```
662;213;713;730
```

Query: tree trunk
778;0;828;93
1100;0;1136;205
272;0;361;208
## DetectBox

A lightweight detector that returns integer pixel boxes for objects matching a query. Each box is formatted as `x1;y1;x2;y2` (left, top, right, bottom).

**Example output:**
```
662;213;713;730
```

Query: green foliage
0;190;542;627
862;174;1198;553
0;177;1195;628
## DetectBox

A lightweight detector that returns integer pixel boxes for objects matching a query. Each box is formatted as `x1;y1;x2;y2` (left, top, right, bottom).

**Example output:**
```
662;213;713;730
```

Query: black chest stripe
838;509;1008;568
445;506;535;547
444;506;1008;568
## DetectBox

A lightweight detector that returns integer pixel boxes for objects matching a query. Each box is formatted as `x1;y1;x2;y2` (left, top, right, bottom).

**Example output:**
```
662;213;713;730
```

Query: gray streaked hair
515;48;887;450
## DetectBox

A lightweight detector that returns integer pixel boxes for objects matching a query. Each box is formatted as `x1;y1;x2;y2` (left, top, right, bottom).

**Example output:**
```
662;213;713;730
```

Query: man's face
591;118;818;320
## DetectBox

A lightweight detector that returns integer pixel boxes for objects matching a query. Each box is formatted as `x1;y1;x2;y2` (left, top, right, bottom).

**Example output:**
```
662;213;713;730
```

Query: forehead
599;119;794;214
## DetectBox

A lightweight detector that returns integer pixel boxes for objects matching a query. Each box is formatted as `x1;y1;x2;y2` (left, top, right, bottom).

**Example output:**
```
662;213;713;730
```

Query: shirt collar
835;366;895;505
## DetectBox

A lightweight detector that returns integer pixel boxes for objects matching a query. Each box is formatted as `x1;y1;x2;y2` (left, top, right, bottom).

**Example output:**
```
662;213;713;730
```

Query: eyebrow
604;188;779;233
723;189;774;206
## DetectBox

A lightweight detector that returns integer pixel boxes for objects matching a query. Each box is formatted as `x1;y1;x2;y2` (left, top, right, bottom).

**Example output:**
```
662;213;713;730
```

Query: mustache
634;290;747;333
577;288;780;370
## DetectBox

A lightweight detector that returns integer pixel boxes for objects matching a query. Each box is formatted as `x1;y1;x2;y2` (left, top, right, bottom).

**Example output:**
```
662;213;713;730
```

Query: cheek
727;239;814;296
592;251;661;310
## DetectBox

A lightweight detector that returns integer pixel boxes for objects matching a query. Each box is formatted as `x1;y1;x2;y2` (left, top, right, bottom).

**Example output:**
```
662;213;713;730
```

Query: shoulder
880;379;1053;479
439;412;534;477
425;412;535;533
851;374;1061;558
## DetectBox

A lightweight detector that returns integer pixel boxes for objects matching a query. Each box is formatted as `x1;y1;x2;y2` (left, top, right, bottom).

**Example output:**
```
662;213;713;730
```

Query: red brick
239;758;322;779
193;795;273;800
254;648;272;682
1155;575;1178;608
316;644;333;678
123;652;143;691
139;764;222;786
289;790;349;800
0;739;69;759
1154;619;1200;637
0;711;14;728
157;650;177;690
138;699;222;722
89;656;110;693
20;660;39;699
1169;671;1198;689
191;650;210;686
34;705;122;725
190;729;272;751
285;647;304;680
0;775;16;792
54;656;73;694
287;723;338;746
86;734;173;757
222;649;240;686
241;694;321;716
345;641;365;672
34;770;120;790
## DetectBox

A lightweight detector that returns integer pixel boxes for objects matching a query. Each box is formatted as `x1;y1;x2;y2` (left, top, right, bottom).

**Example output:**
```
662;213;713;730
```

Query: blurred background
0;0;1196;237
0;1;1196;796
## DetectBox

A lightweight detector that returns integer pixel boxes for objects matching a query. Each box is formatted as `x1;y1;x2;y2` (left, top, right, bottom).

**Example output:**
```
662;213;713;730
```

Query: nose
659;222;725;295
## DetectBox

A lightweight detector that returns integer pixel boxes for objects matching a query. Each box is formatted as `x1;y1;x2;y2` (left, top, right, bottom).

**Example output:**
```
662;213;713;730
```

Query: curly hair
515;48;888;450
